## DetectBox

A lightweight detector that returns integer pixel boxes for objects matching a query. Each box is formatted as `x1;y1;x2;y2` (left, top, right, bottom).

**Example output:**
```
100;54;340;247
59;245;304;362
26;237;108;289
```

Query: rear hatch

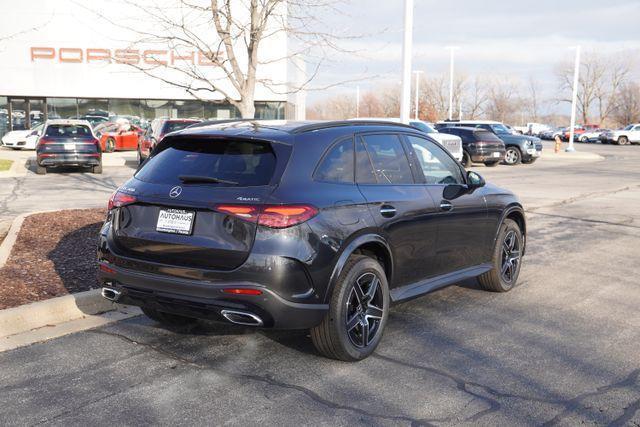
473;130;505;150
39;124;99;154
111;136;290;270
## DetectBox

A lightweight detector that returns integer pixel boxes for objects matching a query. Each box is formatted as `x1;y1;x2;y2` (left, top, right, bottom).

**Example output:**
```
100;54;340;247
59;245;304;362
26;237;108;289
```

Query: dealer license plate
64;143;75;150
156;209;195;235
492;152;501;158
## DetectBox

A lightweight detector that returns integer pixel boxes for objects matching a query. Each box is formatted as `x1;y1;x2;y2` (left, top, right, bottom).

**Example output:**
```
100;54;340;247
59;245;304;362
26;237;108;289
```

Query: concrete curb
0;289;119;338
540;151;604;162
0;209;60;268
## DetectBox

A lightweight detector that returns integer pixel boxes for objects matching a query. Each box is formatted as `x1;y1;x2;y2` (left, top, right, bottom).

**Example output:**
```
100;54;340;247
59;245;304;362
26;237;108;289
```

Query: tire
311;255;390;361
484;161;500;167
503;147;522;165
141;307;198;326
36;164;46;175
92;163;102;174
618;136;629;146
521;158;537;164
105;137;116;153
478;218;523;292
461;150;472;168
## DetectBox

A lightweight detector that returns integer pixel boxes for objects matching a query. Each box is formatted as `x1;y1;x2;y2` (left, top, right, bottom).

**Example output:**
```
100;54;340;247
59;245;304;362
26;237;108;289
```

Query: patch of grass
0;159;13;172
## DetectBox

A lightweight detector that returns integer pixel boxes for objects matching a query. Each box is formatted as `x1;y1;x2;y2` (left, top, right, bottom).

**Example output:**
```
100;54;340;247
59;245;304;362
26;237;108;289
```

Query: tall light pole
356;85;360;118
567;45;581;152
413;70;423;120
445;46;460;120
400;0;414;124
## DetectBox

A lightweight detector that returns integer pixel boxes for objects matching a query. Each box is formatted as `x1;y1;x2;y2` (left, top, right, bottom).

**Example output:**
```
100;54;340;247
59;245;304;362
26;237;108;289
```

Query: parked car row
435;120;543;167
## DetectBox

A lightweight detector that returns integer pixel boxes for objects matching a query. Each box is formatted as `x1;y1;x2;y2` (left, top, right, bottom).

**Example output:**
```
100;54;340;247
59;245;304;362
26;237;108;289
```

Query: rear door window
136;139;277;187
360;134;414;184
314;138;354;183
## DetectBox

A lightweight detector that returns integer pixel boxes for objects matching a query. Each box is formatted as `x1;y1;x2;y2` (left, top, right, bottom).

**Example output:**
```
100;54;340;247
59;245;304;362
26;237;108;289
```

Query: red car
138;118;201;164
98;123;144;152
562;124;599;141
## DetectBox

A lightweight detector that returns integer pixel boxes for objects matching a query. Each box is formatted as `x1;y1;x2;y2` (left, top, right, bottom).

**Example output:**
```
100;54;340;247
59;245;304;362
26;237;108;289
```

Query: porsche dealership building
0;1;293;139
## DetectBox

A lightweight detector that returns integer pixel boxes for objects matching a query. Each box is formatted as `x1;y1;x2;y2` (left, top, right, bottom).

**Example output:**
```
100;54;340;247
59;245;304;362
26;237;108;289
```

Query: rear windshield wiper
178;175;238;185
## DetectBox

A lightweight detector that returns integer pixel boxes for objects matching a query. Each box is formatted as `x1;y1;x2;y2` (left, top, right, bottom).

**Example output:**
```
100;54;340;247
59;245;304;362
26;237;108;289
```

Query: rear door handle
440;200;453;212
380;205;396;218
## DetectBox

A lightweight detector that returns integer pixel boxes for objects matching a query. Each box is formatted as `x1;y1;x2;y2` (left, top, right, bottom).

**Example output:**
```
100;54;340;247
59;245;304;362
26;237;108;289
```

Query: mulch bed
0;208;105;310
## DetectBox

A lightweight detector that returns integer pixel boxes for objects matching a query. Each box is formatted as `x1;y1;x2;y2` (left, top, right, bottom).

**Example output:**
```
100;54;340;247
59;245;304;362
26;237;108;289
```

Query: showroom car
0;123;43;150
35;119;102;175
98;120;526;361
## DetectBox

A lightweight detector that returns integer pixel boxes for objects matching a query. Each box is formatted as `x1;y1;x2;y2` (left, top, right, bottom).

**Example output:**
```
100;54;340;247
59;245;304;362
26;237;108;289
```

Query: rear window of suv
135;139;276;187
45;124;92;138
473;130;502;142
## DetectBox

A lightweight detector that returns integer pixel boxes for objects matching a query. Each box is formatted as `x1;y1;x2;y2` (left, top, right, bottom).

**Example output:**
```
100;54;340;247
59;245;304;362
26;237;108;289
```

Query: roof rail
291;120;414;134
185;118;259;129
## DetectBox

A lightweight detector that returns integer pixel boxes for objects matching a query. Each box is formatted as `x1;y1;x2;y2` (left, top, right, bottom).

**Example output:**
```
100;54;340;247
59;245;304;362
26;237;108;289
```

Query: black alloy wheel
500;229;521;284
345;272;384;348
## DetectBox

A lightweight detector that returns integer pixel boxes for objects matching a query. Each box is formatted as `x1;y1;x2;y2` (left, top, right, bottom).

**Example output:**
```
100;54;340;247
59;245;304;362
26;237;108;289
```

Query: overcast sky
307;0;640;113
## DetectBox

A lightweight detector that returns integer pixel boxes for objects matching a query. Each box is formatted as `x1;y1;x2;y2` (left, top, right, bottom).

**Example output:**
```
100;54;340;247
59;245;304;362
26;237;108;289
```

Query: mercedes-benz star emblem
169;186;182;198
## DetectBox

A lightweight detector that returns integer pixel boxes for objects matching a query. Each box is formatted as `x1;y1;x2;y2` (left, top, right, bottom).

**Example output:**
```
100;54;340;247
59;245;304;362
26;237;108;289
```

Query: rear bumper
38;153;101;167
98;262;328;329
469;149;505;162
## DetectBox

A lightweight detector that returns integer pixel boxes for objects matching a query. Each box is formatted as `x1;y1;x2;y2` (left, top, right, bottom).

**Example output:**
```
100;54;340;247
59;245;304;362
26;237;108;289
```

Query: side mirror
467;171;485;189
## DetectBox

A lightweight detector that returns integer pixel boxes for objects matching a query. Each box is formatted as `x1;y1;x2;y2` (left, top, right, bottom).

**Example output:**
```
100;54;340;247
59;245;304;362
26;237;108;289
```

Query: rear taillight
108;191;137;210
36;137;52;147
215;204;318;229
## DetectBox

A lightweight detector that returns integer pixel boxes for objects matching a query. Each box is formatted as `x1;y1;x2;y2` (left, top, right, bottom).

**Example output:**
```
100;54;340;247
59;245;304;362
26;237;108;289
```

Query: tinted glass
409;121;436;133
406;136;463;185
489;124;510;134
163;121;199;135
473;130;502;142
136;139;276;187
314;138;354;183
356;138;377;184
44;124;92;138
361;134;413;184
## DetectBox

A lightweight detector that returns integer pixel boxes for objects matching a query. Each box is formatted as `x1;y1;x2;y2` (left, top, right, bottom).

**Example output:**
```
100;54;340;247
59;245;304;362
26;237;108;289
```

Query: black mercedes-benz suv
98;120;526;361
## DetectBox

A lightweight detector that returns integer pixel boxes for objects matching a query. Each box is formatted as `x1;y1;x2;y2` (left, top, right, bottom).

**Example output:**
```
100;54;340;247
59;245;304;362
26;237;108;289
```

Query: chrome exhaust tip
101;287;122;302
220;309;263;327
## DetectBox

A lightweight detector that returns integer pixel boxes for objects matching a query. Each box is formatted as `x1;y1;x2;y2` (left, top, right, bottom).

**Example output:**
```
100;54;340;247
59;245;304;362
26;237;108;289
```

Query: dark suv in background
99;120;526;361
137;118;201;164
36;119;102;175
436;120;542;165
436;126;506;167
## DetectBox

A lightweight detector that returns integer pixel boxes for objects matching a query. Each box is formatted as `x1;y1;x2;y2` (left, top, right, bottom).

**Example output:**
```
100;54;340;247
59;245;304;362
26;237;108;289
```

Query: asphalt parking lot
1;142;639;425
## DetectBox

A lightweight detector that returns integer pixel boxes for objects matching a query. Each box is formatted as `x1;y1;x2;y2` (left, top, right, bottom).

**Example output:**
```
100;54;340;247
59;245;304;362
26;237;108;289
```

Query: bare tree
89;0;357;118
527;77;540;122
556;52;631;125
612;82;640;126
307;94;355;119
484;79;524;124
463;76;487;120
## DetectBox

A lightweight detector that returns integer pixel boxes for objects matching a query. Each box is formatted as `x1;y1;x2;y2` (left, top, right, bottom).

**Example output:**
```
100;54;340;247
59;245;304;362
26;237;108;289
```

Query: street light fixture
400;0;414;124
566;45;581;153
413;70;423;120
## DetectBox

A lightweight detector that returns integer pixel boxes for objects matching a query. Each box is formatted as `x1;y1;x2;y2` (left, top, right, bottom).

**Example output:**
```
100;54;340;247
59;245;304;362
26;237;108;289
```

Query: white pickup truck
512;122;552;136
599;124;640;145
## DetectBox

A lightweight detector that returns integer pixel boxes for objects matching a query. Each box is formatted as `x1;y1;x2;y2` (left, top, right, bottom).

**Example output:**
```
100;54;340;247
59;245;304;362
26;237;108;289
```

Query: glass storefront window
0;96;8;139
175;100;203;119
47;98;78;120
141;100;174;120
204;102;238;120
78;98;109;119
255;102;285;120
